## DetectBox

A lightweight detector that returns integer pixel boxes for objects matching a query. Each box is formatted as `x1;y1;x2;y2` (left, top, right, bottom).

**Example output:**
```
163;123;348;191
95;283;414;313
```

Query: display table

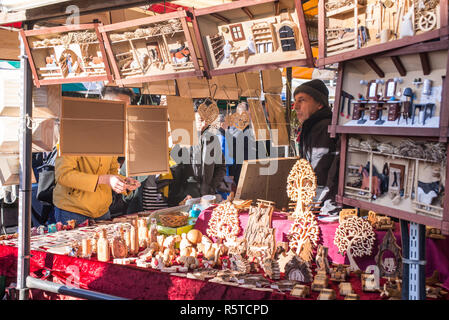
194;208;449;291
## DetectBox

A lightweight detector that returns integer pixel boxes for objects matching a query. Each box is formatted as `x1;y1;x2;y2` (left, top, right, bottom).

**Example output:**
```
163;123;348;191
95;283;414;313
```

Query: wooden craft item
0;155;37;186
208;74;239;100
361;266;380;292
166;95;197;146
425;226;446;240
261;69;283;94
0;117;56;153
230;110;250;131
290;284;310;298
265;94;289;146
315;244;330;274
284;255;313;283
0;29;19;61
97;229;110;262
111;234;128;259
247;98;270;141
288;207;320;262
236;72;261;97
176;77;210;98
426;286;448;299
187;229;203;245
206;202;240;242
244;201;275;260
379;278;402;299
126;105;169;176
236;157;300;209
277;250;296;273
81;238;92;258
141;80;176;96
60;97;126;156
426;270;440;286
229;254;251;274
311;271;328;292
262;258;281;280
338;282;354;296
345;293;360;300
197;100;220;126
318;288;336;300
334;216;376;271
137;218;149;249
374;229;402;278
338;208;358;224
286;158;317;216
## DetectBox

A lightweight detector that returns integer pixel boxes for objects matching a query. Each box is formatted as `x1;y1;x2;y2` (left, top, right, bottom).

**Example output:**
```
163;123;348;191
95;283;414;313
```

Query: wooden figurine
97;229;110;262
426;226;446;239
380;278;402;300
230;254;251;275
290;284;310;298
368;211;395;230
149;218;159;243
137;218;149;249
315;244;330;274
125;222;139;256
329;264;349;282
177;255;200;270
111;227;128;259
318;288;336;300
375;229;402;278
284;255;313;283
81;238;92;258
179;233;194;257
339;282;354;296
262;258;281;280
311;270;328;292
334;216;376;271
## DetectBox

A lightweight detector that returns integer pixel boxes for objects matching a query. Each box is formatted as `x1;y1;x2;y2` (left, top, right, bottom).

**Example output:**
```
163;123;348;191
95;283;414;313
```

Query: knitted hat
293;79;329;108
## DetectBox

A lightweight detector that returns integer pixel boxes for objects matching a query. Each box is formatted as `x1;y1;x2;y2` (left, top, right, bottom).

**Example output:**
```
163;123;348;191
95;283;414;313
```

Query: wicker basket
159;212;188;228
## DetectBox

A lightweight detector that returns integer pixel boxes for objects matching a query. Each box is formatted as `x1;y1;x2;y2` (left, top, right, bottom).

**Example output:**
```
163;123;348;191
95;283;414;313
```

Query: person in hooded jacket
293;79;340;213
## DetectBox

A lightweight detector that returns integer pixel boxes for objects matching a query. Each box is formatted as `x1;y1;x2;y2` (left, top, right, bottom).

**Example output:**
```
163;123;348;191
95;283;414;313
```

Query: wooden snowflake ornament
334;216;376;271
207;202;241;242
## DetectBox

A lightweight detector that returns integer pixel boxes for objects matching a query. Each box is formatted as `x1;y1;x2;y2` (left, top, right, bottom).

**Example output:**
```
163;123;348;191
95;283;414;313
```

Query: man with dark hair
53;86;140;224
293;79;340;214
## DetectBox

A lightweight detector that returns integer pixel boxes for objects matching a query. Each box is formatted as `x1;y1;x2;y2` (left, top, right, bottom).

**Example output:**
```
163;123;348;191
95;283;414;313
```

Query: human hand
124;177;141;191
98;174;126;194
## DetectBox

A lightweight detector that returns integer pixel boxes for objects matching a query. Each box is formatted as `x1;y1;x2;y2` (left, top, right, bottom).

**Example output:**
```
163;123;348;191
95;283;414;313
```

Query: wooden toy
20;24;112;87
99;9;202;86
192;0;313;77
315;245;331;274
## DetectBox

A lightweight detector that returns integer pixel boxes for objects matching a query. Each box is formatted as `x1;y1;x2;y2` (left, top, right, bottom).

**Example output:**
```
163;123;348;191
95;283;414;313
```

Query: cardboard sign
176;77;211;98
60;97;126;156
261;69;283;94
236;72;261;97
265;94;289;146
126;106;169;176
247;99;269;141
0;155;37;186
208;74;239;100
166;96;198;146
141;80;176;96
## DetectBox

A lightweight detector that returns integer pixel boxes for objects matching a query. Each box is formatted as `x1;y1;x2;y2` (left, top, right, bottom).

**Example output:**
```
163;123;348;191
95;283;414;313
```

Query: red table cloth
194;208;449;291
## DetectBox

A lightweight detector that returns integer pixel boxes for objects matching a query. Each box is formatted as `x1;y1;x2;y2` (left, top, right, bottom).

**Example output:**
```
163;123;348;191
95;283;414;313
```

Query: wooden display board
126;106;169;176
0;29;20;61
247;98;269;141
0;77;61;118
261;68;283;94
235;157;299;210
192;0;313;77
166;96;198;146
20;24;112;87
265;94;289;146
236;71;261;97
141;80;177;95
318;0;449;67
99;9;203;86
0;155;36;186
208;74;239;100
0;117;56;153
59;97;126;156
176;76;211;98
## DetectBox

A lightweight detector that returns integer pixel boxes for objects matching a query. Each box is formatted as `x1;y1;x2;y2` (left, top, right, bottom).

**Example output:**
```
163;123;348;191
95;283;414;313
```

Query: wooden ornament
317;288;336;300
368;211;395;230
277;250;296;273
311;271;329;292
262;258;281;280
287;159;317;216
230;110;250;131
230;254;251;275
338;282;354;296
315;244;330;274
149;218;159;244
290;284;310;298
206;202;241;242
111;228;128;259
244;201;275;260
334;216;376;271
97;229;110;262
247;98;270;141
198;100;219;126
288;207;320;262
284;255;313;283
329;264;349;282
375;229;402;279
137;218;149;249
361;265;380;292
81;238;92;258
379;278;402;300
339;208;358;224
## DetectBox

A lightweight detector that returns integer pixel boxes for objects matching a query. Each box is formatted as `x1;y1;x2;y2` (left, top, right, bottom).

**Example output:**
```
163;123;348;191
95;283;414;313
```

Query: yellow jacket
53;155;119;218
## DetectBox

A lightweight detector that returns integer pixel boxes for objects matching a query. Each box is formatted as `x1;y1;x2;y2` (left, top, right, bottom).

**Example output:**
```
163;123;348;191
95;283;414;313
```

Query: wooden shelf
110;30;184;44
326;4;362;19
32;41;99;49
347;147;440;163
335;125;441;137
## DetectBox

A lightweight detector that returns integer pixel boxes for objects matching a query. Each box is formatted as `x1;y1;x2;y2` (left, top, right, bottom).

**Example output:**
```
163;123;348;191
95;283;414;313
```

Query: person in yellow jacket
53;87;140;224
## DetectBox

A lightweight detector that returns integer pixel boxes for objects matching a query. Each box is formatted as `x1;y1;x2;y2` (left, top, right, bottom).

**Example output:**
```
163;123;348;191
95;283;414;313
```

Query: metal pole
400;219;410;300
17;22;34;300
285;67;292;156
26;277;128;300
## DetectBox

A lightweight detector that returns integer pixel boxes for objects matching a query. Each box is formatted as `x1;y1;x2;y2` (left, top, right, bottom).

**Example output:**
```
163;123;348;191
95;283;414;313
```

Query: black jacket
299;107;340;202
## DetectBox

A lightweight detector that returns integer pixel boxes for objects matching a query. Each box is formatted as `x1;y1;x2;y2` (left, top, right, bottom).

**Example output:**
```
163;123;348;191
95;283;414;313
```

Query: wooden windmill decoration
286;159;320;262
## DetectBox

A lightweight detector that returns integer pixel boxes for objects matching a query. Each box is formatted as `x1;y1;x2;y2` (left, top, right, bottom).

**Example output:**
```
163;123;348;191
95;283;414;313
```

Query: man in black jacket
293;79;340;214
